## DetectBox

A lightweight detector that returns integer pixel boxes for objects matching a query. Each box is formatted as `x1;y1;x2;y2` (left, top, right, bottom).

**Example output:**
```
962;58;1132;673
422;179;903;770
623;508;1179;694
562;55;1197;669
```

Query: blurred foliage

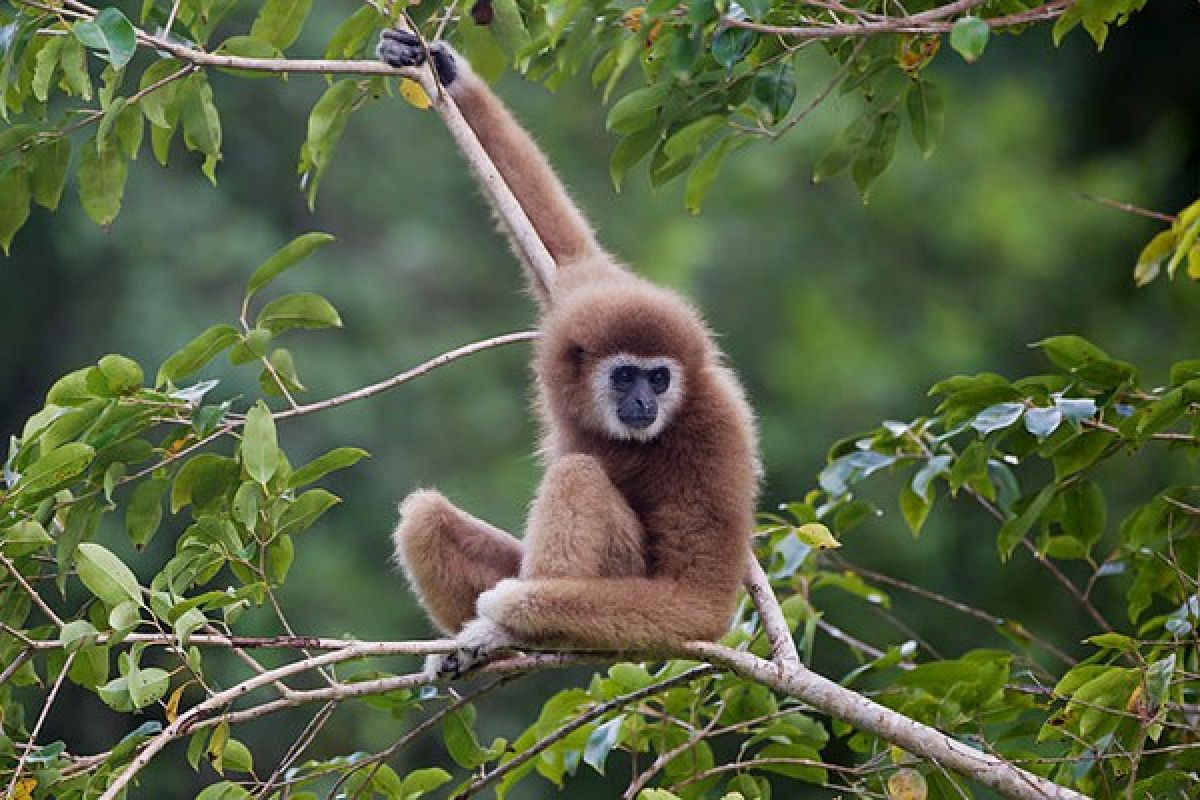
1;0;1199;798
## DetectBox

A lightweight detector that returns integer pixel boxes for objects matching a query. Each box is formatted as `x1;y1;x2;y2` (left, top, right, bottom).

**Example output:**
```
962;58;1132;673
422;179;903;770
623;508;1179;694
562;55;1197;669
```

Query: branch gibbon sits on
379;30;761;677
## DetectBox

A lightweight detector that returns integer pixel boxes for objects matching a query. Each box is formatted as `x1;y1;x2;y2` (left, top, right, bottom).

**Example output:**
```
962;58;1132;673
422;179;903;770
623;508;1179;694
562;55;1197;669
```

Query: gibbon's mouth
619;412;656;430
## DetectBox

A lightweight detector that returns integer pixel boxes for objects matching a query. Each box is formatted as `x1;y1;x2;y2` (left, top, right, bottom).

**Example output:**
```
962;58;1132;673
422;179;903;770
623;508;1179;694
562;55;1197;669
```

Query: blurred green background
2;2;1198;795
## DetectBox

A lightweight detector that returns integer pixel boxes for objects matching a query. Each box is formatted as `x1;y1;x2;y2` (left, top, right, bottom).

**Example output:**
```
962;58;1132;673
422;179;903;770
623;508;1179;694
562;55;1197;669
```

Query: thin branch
0;648;33;684
622;702;724;800
452;665;718;799
7;653;74;797
1079;193;1176;223
273;331;538;421
721;0;1069;39
22;631;456;651
0;553;64;627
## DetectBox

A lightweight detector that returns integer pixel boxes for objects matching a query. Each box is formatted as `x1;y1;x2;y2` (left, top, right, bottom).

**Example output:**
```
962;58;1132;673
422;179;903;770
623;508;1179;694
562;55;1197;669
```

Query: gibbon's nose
618;381;658;429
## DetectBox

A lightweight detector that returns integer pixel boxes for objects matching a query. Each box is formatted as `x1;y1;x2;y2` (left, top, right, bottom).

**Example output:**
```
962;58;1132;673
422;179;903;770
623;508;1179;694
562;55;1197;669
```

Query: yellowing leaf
796;522;840;549
399;78;431;109
1188;243;1200;281
13;777;36;800
887;768;928;800
166;684;186;722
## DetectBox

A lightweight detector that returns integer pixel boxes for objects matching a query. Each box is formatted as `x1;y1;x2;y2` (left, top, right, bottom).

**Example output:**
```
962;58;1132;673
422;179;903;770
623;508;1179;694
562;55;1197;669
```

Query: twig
721;0;1069;38
273;331;538;420
7;653;74;796
451;665;717;799
622;702;723;799
22;631;455;651
0;648;33;684
0;553;63;627
1079;193;1176;223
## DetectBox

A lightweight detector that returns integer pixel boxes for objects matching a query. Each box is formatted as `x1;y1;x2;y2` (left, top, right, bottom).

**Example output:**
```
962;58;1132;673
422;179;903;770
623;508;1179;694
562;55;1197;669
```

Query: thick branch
685;642;1087;800
744;557;800;669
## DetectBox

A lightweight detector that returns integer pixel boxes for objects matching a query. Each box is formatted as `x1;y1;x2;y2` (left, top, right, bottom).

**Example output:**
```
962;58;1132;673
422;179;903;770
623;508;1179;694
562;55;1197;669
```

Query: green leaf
77;133;128;225
195;781;252;800
3;519;54;557
246;232;336;298
30;138;70;211
813;113;871;184
220;738;254;773
949;16;989;63
996;483;1055;561
324;5;386;59
214;35;283;77
711;27;754;69
905;79;944;158
178;73;222;180
73;7;137;70
610;129;660;191
398;768;452;799
1134;229;1175;286
240;401;279;485
32;35;65;102
795;522;839;549
971;402;1024;435
606;85;670;134
276;489;340;537
126;477;168;549
250;0;313;49
265;534;294;583
76;542;142;606
171;454;238;513
60;619;100;653
60;36;93;100
17;442;95;497
255;292;342;333
1052;430;1114;478
0;165;30;255
443;707;489;768
157;324;240;385
583;715;624;774
684;137;737;215
97;354;143;394
753;62;796;122
289;447;369;488
851;111;899;202
664;116;725;162
258;347;304;396
899;487;932;536
298;79;359;209
138;59;185;128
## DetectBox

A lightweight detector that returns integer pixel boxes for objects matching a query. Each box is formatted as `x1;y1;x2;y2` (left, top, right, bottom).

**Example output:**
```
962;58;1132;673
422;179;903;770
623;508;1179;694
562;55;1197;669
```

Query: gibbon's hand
377;29;459;86
426;617;517;680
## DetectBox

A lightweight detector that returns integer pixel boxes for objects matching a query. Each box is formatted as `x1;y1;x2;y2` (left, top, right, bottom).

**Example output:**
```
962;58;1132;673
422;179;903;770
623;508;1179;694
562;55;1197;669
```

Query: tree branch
721;0;1070;39
744;556;801;669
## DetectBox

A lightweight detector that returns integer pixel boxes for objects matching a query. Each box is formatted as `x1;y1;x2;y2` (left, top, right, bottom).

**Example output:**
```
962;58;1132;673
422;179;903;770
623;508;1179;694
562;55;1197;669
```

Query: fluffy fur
380;30;760;674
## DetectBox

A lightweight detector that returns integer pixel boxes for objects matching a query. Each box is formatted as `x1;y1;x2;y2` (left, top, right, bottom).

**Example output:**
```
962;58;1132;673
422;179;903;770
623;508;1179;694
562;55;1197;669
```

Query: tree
1;1;1197;799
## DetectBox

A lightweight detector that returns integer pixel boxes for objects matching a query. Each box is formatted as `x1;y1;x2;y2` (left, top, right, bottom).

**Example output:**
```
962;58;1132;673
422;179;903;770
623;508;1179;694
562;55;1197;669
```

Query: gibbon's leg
477;577;736;653
392;489;522;634
520;454;645;579
378;29;601;270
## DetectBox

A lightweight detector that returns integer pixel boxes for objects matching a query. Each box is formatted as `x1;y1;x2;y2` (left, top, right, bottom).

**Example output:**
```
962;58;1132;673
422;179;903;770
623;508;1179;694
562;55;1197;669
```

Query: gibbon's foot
377;29;458;85
426;617;516;680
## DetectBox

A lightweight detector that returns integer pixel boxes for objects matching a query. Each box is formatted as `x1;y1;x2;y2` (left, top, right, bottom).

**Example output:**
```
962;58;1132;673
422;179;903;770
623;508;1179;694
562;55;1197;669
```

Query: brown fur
390;45;760;653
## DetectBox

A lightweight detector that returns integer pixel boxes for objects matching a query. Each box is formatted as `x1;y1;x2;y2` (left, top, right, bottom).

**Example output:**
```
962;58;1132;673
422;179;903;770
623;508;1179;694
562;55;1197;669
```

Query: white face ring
587;353;685;442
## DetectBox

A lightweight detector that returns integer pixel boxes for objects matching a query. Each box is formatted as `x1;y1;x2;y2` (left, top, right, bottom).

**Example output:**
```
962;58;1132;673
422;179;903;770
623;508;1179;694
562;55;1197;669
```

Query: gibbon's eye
648;367;670;395
611;365;638;390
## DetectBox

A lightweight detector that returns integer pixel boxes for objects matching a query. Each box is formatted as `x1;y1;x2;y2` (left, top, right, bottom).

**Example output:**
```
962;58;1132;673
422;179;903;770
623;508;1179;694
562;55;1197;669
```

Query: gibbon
379;29;761;676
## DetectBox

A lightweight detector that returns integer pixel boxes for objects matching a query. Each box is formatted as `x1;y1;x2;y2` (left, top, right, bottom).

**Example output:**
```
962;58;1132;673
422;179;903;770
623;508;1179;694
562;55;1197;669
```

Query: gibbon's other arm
378;30;601;275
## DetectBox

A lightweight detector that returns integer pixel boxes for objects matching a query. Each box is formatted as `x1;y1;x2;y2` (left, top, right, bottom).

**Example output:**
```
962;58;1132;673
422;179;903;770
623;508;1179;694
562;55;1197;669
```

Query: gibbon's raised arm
379;30;602;282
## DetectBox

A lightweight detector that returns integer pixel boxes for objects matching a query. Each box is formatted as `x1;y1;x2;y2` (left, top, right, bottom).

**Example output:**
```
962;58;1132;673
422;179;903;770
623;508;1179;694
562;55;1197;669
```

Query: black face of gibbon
610;364;671;430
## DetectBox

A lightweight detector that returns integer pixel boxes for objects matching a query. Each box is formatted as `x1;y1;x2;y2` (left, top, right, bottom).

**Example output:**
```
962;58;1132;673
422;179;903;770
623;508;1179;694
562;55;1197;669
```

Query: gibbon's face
588;354;685;442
